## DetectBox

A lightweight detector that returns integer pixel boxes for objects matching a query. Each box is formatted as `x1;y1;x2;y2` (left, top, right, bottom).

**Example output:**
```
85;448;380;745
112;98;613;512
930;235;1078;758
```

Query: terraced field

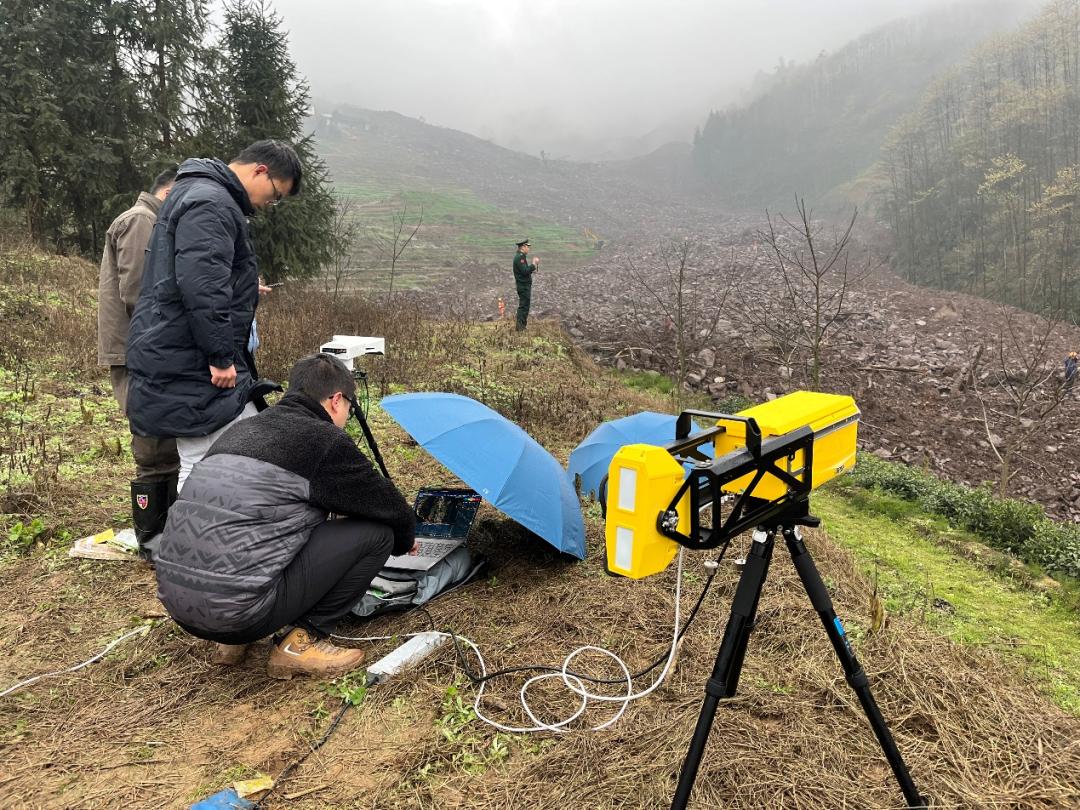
329;180;596;292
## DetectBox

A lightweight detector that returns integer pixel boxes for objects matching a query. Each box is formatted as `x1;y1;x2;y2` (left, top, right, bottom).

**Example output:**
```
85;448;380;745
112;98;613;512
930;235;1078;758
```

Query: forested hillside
878;0;1080;315
690;1;1026;209
0;0;337;279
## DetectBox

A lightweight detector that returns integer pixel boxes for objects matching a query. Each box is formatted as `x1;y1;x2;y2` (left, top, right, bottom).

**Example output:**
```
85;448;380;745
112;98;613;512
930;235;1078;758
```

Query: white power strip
365;631;447;684
335;549;686;734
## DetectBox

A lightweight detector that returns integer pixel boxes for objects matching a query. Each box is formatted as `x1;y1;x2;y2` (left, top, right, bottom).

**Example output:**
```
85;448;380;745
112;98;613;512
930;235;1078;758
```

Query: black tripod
348;370;392;480
670;514;927;809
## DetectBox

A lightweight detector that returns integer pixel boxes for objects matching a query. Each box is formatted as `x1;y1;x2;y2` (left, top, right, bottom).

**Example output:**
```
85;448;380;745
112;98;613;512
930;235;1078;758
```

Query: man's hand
210;364;237;388
258;283;272;295
408;539;419;556
531;257;540;268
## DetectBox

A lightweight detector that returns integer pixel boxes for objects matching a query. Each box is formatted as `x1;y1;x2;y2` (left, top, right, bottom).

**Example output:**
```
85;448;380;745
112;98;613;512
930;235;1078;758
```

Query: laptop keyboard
415;539;459;559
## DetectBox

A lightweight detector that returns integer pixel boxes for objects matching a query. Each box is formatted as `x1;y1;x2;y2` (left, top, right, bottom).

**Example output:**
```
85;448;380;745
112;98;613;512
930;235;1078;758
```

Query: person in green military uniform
513;238;540;331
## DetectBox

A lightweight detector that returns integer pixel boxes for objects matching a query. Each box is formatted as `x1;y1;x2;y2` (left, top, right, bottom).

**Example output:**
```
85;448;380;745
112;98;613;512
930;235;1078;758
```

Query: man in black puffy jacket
156;353;418;679
126;140;302;506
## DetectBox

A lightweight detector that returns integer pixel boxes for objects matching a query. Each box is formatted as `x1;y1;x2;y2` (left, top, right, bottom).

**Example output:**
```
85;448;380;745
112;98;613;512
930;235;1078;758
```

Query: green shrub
6;517;46;551
977;497;1044;556
713;393;755;414
1028;521;1080;575
848;455;1080;580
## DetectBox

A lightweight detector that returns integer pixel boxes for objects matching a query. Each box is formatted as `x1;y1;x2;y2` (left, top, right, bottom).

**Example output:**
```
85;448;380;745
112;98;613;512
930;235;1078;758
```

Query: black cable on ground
253;698;352;809
256;538;734;804
254;605;436;807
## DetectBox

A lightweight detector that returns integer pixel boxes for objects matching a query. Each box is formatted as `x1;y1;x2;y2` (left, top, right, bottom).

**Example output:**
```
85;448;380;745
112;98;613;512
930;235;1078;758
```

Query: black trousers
110;366;180;482
193;519;394;644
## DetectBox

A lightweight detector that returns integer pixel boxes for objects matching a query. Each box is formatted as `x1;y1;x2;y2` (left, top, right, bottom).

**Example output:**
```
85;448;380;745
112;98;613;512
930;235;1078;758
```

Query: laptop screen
413;488;482;539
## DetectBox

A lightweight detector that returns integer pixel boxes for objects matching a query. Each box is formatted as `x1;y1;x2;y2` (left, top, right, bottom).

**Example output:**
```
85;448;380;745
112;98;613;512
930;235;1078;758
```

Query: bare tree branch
624;238;739;407
754;198;872;386
373;201;424;302
970;304;1067;497
323;194;359;302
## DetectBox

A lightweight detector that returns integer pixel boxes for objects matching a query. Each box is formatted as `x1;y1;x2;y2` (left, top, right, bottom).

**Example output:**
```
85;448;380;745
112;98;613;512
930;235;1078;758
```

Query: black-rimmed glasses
267;175;283;206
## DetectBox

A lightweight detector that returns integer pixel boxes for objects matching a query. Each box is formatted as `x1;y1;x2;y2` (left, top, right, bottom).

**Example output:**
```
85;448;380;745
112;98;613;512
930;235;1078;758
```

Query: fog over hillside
275;0;985;160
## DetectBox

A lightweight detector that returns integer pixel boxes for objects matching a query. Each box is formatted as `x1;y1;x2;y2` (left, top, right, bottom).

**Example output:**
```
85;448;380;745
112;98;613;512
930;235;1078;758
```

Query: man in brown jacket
97;167;179;557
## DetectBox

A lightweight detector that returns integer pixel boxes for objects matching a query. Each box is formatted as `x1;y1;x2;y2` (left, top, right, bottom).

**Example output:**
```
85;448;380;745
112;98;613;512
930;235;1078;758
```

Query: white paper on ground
68;527;140;561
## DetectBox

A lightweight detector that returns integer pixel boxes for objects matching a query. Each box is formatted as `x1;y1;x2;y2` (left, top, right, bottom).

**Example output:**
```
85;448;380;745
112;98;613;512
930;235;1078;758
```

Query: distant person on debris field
125;140;302;504
1066;352;1078;390
97;166;180;560
513;238;539;330
155;353;418;679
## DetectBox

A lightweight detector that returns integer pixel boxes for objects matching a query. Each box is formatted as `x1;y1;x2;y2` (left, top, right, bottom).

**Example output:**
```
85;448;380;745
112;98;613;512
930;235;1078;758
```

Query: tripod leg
350;402;392;480
671;528;776;810
783;526;927;809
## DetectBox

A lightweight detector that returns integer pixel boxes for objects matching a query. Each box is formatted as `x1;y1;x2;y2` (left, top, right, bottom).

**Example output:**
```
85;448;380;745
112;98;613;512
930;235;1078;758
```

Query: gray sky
274;0;961;159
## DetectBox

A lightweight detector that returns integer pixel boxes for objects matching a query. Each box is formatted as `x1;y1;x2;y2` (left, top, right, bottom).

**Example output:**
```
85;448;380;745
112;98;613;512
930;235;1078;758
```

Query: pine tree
0;0;59;243
132;0;215;157
0;0;340;268
210;0;340;281
0;0;139;253
101;0;153;207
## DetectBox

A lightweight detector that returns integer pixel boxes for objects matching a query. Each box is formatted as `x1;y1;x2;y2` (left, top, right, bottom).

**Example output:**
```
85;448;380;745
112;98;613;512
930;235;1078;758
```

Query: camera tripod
670;511;927;809
348;370;391;480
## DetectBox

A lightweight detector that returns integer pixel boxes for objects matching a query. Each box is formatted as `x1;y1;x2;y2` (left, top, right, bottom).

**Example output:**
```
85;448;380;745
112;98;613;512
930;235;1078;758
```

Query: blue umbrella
568;411;714;499
380;392;586;559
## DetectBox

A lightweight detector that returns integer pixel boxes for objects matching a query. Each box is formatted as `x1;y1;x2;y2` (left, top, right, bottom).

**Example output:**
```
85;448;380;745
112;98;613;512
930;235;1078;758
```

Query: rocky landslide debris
415;213;1080;524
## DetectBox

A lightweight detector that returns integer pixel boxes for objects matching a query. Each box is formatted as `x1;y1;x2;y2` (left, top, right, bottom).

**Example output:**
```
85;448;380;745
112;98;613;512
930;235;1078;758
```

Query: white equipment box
319;335;385;370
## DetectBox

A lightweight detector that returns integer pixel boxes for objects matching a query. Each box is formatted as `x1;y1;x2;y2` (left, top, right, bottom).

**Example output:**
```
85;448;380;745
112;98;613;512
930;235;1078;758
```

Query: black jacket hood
176;158;255;217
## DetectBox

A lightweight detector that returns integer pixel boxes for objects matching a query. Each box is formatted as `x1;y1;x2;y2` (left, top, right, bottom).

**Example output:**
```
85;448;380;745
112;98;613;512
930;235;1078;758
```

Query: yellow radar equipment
605;390;859;579
603;391;926;810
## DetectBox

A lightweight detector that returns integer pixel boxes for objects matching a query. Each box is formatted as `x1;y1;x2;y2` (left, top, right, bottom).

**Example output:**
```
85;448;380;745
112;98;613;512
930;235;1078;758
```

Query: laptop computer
384;487;482;571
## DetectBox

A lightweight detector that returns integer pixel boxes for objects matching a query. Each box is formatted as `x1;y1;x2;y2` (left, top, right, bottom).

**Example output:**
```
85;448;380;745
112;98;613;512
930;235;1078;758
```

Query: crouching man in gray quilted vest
155;353;417;679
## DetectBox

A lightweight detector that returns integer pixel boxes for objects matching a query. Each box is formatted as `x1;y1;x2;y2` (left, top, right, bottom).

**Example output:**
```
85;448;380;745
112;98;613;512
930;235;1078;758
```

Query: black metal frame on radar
656;411;927;810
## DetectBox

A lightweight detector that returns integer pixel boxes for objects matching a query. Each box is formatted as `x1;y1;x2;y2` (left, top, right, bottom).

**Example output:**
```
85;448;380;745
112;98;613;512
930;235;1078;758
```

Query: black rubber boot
131;480;170;561
165;473;179;507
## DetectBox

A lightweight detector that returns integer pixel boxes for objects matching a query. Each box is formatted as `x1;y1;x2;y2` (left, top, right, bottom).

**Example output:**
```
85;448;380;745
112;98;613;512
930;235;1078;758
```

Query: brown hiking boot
266;628;365;680
211;643;249;666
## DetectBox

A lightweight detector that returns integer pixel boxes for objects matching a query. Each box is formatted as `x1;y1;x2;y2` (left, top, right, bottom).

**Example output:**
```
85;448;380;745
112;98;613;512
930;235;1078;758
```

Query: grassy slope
331;180;596;292
316;109;605;291
817;488;1080;713
3;245;1080;806
0;250;129;539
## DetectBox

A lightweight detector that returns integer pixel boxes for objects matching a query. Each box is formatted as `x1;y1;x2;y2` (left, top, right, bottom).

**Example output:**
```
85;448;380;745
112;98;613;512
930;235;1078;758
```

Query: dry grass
0;248;120;533
3;521;1079;808
1;253;1079;808
257;288;644;451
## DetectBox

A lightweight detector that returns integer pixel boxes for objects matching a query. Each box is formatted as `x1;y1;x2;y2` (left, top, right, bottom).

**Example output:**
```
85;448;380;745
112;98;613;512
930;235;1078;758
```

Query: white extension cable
333;548;685;734
0;549;685;732
0;624;151;699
